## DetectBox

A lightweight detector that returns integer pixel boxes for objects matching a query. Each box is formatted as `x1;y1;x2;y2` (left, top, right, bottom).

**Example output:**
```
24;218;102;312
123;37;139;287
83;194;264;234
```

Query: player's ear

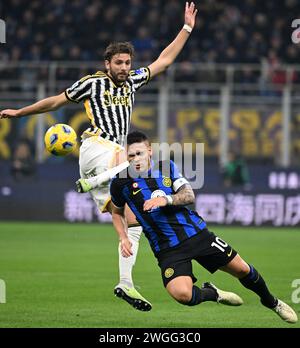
104;60;110;71
148;145;152;157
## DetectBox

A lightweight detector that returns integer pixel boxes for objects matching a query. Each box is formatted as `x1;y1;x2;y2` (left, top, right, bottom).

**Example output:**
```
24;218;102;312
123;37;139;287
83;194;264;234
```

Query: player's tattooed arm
143;184;195;211
171;184;195;206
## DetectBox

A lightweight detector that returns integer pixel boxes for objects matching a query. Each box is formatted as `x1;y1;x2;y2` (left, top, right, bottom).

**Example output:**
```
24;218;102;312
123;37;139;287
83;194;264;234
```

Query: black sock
239;265;277;308
186;285;218;306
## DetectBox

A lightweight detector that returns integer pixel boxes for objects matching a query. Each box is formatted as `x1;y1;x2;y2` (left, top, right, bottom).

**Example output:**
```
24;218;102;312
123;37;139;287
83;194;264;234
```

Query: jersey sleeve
129;67;151;91
65;75;94;103
170;160;189;192
110;179;126;208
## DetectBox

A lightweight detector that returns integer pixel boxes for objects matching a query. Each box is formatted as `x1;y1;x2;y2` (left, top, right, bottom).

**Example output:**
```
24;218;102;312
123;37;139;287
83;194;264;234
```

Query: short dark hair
104;42;135;62
127;131;149;146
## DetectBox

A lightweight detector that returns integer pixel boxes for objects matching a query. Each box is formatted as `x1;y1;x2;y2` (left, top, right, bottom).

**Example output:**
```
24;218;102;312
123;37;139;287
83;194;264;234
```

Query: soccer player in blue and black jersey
110;131;298;324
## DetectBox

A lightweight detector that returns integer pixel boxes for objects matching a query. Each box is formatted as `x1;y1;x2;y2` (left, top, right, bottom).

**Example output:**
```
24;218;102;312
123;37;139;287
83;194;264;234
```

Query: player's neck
106;72;124;87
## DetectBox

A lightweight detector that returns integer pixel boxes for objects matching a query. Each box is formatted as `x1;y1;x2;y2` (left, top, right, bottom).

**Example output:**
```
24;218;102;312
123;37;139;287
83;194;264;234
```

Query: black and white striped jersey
65;67;150;145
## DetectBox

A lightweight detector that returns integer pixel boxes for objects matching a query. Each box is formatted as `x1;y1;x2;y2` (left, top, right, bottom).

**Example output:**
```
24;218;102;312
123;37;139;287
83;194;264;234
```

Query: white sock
86;161;129;188
118;226;142;288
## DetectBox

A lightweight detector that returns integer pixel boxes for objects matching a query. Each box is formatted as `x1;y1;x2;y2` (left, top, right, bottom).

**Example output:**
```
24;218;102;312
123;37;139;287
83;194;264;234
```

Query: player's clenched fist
0;109;20;119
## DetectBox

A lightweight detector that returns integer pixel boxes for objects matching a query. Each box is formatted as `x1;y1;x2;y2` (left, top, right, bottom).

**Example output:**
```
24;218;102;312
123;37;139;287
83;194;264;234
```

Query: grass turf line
0;222;299;328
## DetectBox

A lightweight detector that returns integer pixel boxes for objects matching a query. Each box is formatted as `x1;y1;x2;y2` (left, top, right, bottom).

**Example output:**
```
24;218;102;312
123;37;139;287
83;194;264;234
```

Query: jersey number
211;237;228;252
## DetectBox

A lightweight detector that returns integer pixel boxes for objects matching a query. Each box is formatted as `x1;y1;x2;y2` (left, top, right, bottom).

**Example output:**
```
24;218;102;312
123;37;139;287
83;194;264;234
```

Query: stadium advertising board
1;105;300;160
1;181;299;226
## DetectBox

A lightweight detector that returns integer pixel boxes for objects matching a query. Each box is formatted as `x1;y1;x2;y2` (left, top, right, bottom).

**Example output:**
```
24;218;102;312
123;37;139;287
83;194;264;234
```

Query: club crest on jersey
165;268;174;278
162;177;172;187
132;182;139;189
151;189;166;198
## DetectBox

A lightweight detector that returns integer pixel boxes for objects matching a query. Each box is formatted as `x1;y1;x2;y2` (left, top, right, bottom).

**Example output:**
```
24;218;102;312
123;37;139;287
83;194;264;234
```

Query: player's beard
109;70;129;84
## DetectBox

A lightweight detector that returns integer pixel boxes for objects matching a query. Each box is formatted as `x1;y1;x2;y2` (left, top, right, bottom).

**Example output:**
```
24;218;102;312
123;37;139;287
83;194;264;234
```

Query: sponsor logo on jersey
103;90;130;107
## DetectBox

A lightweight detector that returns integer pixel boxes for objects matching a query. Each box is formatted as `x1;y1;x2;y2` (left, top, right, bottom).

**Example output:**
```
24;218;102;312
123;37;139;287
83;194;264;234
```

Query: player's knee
171;288;192;304
236;263;251;278
227;255;250;278
236;269;249;278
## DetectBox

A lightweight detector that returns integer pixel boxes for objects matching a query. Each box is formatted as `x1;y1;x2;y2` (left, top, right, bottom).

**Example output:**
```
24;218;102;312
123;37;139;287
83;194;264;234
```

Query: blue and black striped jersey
110;160;207;255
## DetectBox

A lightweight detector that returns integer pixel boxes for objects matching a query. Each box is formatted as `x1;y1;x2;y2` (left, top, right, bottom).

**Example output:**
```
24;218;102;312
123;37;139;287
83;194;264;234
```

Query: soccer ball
44;123;77;156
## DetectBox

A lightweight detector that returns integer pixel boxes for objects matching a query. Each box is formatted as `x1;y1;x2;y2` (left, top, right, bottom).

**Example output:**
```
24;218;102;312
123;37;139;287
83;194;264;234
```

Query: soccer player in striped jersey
110;131;298;324
0;2;198;312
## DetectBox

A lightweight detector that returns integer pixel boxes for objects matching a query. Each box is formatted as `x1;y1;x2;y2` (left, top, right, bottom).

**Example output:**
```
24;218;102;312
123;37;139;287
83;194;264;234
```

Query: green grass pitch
0;222;299;328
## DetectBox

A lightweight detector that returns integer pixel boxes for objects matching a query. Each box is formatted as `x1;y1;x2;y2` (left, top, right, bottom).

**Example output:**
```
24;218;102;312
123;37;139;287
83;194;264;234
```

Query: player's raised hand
120;237;133;258
0;109;20;119
184;2;198;29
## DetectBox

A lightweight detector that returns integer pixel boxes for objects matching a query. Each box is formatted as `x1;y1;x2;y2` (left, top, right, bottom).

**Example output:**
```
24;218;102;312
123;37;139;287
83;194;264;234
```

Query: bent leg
220;254;277;308
166;276;217;306
77;147;128;192
219;254;250;278
220;254;298;323
166;276;193;304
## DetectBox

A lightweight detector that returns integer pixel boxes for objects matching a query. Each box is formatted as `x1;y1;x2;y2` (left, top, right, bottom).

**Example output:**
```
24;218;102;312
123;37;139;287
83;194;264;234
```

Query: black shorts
157;229;237;287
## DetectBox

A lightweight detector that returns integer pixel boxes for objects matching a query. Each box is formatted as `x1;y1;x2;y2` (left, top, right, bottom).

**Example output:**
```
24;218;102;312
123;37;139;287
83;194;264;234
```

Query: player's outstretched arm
0;92;70;119
148;2;198;78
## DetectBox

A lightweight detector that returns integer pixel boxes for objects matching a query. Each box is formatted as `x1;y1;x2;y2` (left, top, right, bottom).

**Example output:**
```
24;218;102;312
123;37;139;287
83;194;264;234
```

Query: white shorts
79;136;124;213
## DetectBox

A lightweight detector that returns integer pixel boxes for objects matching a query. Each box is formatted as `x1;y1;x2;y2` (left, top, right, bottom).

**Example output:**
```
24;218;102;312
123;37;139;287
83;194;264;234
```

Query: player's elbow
112;210;125;221
112;211;120;221
52;93;68;110
186;189;195;205
187;198;195;205
161;58;172;70
189;197;195;205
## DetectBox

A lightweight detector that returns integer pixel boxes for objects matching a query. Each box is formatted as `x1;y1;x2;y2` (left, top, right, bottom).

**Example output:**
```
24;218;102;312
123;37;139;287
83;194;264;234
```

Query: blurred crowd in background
1;0;299;66
1;0;300;170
